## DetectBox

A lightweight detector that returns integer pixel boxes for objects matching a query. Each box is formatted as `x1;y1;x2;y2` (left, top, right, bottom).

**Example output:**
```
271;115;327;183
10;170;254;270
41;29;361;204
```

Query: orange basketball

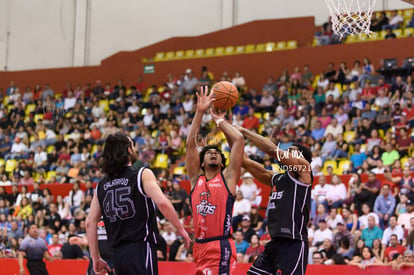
211;81;239;110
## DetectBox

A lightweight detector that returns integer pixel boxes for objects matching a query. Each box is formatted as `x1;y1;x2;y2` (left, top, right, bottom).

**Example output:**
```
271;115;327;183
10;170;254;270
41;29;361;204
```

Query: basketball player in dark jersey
86;132;190;275
236;126;312;275
186;86;245;274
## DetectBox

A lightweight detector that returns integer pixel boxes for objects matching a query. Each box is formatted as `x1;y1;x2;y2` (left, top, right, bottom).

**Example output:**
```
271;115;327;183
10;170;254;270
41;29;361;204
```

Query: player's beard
208;163;219;169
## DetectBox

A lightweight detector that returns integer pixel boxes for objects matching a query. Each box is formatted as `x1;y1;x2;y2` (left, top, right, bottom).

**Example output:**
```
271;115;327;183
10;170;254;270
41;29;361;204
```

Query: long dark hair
99;132;135;178
199;145;226;172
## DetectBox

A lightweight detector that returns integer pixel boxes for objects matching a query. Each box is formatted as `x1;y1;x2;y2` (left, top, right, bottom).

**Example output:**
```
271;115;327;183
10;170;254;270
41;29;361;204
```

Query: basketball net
325;0;377;38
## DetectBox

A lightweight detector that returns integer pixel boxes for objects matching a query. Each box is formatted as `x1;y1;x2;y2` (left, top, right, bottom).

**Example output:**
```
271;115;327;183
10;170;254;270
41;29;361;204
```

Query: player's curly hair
199;145;226;172
99;132;133;178
292;143;312;164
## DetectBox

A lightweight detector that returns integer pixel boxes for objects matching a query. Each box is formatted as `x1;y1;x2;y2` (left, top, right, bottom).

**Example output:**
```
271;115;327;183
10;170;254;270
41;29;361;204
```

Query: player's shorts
248;237;308;275
193;238;237;275
113;241;158;275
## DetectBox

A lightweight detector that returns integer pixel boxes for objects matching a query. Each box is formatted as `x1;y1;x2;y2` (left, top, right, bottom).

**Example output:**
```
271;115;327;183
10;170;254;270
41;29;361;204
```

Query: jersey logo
196;192;217;216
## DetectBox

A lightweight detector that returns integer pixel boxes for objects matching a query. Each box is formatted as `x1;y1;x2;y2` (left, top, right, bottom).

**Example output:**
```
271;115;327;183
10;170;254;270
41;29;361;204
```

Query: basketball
211;81;239;110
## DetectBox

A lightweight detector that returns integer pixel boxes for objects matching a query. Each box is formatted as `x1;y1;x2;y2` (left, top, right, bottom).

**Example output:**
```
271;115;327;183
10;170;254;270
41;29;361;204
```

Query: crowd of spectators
0;49;413;270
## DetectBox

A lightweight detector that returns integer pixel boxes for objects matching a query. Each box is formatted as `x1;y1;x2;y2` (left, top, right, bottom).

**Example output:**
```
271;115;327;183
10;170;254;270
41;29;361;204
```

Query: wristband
215;118;224;127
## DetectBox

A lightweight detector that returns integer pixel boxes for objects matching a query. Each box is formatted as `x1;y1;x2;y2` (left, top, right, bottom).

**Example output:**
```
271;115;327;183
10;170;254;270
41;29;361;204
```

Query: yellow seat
404;9;413;19
154;52;165;61
338;159;352;174
225;46;234;55
25;104;36;116
215;47;225;55
335;83;343;95
173;166;186;176
343;131;356;143
195;49;205;57
223;151;230;166
378;129;385;138
47;145;55;153
271;163;285;173
90;144;99;155
258;124;265;134
0;158;4;167
205;48;215;56
235;45;245;54
360;144;367;153
345;35;358;43
175;50;185;59
165;51;175;60
46;171;56;181
99;99;109;112
394;29;403;37
29;135;35;143
380;30;387;39
256;43;266;52
64;134;70;141
185;49;195;58
287;40;297;49
7;104;14;111
404;28;414;37
153;154;169;169
276;41;287;50
254;112;262;119
5;159;17;173
34;114;44;122
245;44;255;53
265;42;276;52
3;96;9;106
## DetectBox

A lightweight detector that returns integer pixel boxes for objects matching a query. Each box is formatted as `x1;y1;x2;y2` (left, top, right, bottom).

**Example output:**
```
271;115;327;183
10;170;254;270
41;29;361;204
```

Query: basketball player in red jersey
186;86;245;275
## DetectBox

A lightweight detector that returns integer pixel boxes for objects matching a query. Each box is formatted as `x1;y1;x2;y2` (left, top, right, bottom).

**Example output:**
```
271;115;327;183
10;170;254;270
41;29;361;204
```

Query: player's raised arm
186;86;214;183
241;153;274;187
211;108;244;195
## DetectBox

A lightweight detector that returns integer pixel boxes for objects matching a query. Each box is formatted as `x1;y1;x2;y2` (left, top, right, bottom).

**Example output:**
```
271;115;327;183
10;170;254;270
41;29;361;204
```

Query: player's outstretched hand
196;85;215;113
93;258;112;275
210;106;227;122
179;229;192;249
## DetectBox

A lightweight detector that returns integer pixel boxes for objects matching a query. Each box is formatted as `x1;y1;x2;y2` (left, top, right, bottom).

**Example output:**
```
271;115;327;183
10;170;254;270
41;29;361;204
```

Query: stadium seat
225;46;235;55
245;44;256;53
404;28;414;37
99;100;109;112
337;159;351;174
7;104;14;112
173;166;186;176
215;47;225;55
256;43;266;52
3;96;9;106
345;35;358;43
378;129;385;138
46;171;57;181
154;52;165;61
0;158;4;167
404;9;413;19
223;151;230;166
287;40;297;49
154;154;169;169
343;131;356;143
258;124;265;134
175;50;185;59
34;114;44;122
254;112;262;119
235;45;245;54
47;145;55;153
91;144;99;155
205;48;215;56
265;42;275;52
401;157;409;167
25;104;36;116
165;51;175;60
335;83;343;95
195;49;205;57
276;41;287;50
185;49;195;58
5;159;17;173
394;29;403;37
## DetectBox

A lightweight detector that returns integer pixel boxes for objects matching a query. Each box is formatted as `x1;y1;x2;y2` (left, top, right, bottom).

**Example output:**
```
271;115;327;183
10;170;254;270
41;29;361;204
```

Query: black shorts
113;242;158;275
27;260;48;275
248;237;308;275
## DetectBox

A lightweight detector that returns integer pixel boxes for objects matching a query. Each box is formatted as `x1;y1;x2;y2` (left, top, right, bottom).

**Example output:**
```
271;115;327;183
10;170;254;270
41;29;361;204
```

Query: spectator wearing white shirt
327;174;347;209
238;172;261;207
382;215;404;246
359;203;380;230
326;207;344;231
5;137;29;161
64;91;77;111
325;82;341;101
232;190;252;231
335;107;349;126
397;198;414;231
313;219;334;247
161;221;177;247
33;146;48;172
382;10;404;30
311;175;332;218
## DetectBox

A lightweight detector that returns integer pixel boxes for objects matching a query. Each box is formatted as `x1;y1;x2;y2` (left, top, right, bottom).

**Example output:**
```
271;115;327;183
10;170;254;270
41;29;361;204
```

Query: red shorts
193;238;237;275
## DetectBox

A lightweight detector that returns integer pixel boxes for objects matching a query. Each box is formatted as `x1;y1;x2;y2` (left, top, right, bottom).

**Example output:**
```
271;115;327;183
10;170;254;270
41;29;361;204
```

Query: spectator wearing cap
313;219;334;247
239;172;260;206
374;183;396;229
240;215;255;243
361;216;383;247
397;198;414;231
334;221;353;249
382;215;404;246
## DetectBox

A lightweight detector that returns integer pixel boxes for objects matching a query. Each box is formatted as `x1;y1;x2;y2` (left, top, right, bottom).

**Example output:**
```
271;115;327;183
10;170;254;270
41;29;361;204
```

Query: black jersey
267;172;311;241
97;166;158;248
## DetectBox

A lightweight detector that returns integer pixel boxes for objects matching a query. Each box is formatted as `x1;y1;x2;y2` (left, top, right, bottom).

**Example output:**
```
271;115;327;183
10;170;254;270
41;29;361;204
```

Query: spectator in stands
350;143;367;170
395;193;409;216
232;191;252;231
371;238;384;262
384;234;406;264
374;183;396;229
242;108;260;131
243;234;264;263
249;205;264;236
396;128;412;157
313;219;334;248
234;230;249;263
382;143;400;167
311;175;331;219
382;215;404;246
371;12;388;32
384;27;397;39
171;181;187;214
320;133;337;161
68;182;84;214
359;203;380;230
361;215;383;247
324;118;343;139
382;10;403;30
333;220;352;246
311;251;324;265
327;174;346;209
355;173;381;213
311;120;325;143
397;198;414;231
239;172;259;206
161;221;177;248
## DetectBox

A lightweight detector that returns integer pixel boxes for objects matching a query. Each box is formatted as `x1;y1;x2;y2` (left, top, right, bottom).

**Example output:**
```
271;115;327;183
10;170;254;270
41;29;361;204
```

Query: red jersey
190;173;235;241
